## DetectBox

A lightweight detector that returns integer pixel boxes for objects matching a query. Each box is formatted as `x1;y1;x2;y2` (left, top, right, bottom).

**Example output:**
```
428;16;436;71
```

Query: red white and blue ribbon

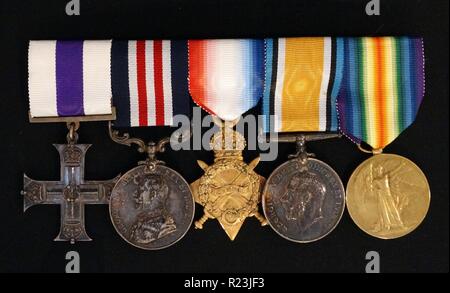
111;40;190;127
28;40;113;117
188;39;265;121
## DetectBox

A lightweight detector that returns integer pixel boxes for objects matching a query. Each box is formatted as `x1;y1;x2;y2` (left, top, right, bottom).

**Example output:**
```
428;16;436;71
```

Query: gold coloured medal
346;151;430;239
334;37;429;239
190;119;267;240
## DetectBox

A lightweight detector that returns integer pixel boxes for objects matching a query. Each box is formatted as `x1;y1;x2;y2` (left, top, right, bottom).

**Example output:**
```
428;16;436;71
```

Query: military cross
22;144;119;243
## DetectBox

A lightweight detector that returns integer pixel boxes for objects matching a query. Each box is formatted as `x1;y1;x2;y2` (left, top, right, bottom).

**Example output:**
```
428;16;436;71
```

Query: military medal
189;39;268;240
108;133;194;250
108;40;195;250
261;37;346;243
337;37;430;239
23;40;119;243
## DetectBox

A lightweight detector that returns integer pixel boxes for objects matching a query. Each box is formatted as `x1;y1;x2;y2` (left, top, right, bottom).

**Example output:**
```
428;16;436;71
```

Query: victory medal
337;37;430;239
346;153;430;239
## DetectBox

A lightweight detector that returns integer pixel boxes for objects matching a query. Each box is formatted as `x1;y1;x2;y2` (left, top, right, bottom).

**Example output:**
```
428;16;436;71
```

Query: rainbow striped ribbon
336;37;425;149
262;37;341;133
188;39;265;121
112;40;190;127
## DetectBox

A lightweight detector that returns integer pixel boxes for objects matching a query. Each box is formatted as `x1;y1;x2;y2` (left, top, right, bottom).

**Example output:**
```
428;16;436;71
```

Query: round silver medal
110;164;194;250
262;158;345;243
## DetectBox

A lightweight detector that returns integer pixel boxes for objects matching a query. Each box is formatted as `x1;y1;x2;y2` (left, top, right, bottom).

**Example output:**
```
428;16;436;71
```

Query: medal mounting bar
28;107;116;124
259;132;341;162
108;121;169;168
107;121;191;169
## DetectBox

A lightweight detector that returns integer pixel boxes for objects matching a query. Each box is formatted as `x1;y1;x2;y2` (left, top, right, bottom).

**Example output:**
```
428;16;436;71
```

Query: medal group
23;37;430;250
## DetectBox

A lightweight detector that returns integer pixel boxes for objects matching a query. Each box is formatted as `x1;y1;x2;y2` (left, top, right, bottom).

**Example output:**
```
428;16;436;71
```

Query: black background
0;0;448;273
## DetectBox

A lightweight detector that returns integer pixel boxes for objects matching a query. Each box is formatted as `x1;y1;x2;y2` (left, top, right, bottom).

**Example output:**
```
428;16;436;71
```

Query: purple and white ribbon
28;40;112;117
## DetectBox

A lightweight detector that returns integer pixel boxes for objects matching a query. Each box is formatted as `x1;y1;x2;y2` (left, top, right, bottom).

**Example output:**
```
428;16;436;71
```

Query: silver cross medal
22;121;119;244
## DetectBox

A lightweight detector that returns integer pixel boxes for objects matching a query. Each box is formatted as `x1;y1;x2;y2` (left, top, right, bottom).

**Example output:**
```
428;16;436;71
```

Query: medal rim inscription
262;158;346;243
109;164;195;250
346;153;431;240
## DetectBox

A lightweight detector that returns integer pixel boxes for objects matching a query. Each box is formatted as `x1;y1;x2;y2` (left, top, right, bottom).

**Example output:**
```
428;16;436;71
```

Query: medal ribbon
336;37;425;149
111;40;190;127
263;37;341;133
188;39;265;121
28;40;113;117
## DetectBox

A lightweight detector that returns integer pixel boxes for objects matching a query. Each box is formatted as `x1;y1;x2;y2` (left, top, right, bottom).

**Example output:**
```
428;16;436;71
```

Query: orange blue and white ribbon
188;39;265;121
262;37;341;133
